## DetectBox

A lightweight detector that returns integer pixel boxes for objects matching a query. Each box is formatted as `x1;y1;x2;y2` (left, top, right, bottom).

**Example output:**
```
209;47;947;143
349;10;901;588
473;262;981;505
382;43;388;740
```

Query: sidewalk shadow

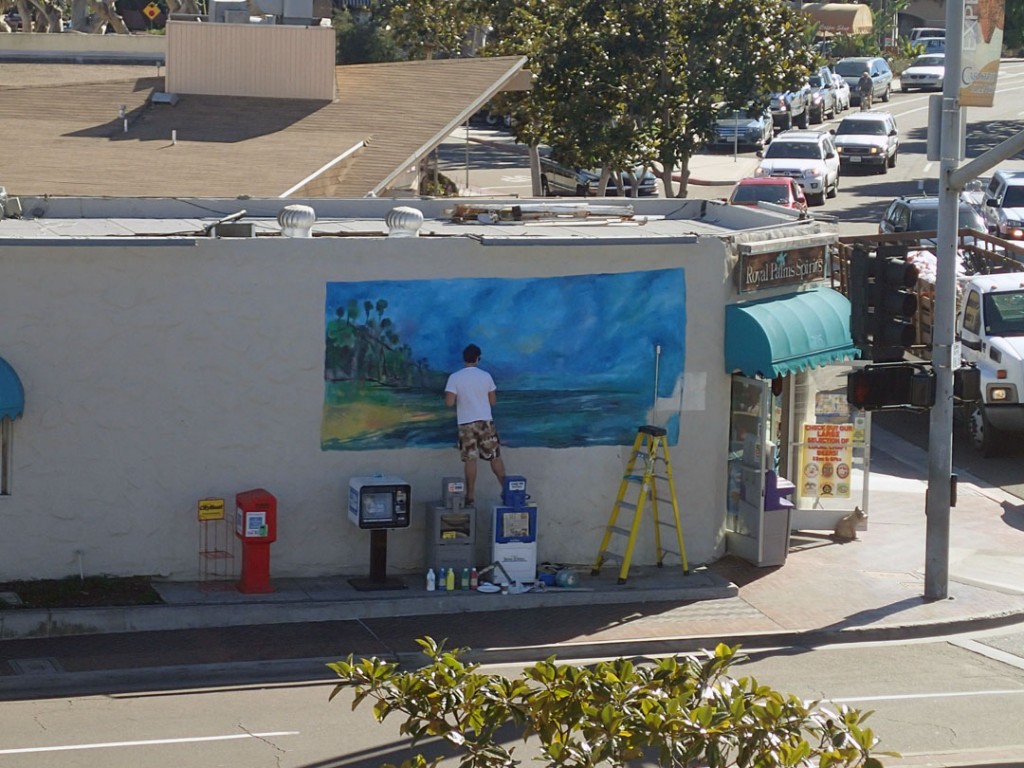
1002;501;1024;533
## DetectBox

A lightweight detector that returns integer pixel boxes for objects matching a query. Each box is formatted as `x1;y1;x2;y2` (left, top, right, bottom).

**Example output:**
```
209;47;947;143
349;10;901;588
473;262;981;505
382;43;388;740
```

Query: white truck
955;272;1024;456
836;232;1024;456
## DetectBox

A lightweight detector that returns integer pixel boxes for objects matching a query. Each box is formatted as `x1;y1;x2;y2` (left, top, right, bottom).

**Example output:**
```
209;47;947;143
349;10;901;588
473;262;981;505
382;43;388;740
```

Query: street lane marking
832;689;1024;704
0;731;300;755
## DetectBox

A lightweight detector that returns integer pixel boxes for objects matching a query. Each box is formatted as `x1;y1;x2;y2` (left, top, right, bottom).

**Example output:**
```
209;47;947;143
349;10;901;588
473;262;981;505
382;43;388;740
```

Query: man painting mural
444;344;507;506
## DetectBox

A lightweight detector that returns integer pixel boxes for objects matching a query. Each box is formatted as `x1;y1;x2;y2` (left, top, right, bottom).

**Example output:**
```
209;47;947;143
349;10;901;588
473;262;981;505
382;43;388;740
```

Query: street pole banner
960;0;1005;107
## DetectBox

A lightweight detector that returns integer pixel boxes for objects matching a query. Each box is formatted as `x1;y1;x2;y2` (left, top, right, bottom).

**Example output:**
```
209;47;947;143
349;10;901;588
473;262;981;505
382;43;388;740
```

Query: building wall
0;231;735;582
903;0;945;29
0;31;165;60
165;21;336;100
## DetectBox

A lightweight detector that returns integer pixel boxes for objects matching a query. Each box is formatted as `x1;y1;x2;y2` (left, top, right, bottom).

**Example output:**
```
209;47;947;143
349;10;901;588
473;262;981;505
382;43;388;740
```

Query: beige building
0;196;860;584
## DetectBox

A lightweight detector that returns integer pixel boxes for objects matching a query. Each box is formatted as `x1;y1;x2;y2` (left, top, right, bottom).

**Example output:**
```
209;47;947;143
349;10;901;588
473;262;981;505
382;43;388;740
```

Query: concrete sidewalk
3;424;1024;694
461;127;760;190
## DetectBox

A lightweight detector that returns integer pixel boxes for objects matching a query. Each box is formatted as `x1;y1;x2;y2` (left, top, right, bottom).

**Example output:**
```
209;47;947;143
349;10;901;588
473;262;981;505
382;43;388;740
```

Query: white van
909;27;945;42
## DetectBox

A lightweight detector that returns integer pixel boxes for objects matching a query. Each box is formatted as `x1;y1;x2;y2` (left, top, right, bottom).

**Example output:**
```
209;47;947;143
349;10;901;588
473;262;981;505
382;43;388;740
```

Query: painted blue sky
325;269;685;394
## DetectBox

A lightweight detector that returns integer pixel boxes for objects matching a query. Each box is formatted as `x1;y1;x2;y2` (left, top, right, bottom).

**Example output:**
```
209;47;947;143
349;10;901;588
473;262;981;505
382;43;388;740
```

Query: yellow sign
799;423;854;499
198;497;225;521
143;2;161;19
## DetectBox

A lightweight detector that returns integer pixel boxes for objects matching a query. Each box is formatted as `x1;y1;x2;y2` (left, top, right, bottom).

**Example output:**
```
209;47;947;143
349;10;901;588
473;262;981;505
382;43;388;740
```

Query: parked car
834;56;893;105
754;129;840;206
980;169;1024;240
769;87;810;132
713;104;773;150
728;177;808;212
833;111;900;173
909;26;945;42
538;156;658;198
806;66;838;123
831;72;851;112
915;36;946;54
899;53;945;91
879;195;987;246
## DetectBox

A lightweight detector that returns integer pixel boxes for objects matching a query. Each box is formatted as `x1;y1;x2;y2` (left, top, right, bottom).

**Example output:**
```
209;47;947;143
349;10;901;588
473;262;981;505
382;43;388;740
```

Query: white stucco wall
0;230;737;582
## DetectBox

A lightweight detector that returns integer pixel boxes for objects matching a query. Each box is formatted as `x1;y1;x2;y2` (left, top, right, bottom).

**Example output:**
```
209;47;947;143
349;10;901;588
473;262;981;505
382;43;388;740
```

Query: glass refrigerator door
726;376;770;561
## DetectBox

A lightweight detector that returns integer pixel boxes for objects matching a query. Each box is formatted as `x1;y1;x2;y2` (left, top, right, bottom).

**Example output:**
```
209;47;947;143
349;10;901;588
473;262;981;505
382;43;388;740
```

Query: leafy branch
329;637;895;768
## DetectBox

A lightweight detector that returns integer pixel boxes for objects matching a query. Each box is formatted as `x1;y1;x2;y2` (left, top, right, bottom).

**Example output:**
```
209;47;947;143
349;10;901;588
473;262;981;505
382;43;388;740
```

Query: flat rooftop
0;196;832;244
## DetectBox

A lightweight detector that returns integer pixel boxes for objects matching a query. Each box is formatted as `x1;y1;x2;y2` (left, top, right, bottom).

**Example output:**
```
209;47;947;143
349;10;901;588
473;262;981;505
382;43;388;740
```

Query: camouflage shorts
457;420;501;462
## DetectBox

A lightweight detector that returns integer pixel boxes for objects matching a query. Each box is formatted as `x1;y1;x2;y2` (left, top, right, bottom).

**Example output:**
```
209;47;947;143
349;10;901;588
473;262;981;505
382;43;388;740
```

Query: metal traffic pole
924;0;965;601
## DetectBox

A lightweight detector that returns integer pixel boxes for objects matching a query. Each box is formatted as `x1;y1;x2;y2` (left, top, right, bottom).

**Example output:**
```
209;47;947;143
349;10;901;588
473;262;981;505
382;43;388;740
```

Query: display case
725;376;792;567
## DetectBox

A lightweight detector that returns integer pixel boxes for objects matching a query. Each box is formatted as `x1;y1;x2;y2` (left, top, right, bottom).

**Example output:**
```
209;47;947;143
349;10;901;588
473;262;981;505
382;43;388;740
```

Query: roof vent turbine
278;204;316;237
386;206;424;238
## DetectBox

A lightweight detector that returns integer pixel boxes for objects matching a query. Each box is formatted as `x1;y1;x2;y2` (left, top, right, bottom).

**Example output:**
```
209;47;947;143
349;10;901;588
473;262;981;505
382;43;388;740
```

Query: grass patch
0;576;163;609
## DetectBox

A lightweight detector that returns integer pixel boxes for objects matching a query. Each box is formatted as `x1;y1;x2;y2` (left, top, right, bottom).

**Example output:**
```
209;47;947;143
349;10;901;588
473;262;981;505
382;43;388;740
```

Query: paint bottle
446;567;456;592
461;567;470;590
469;567;478;590
438;567;447;591
426;568;436;592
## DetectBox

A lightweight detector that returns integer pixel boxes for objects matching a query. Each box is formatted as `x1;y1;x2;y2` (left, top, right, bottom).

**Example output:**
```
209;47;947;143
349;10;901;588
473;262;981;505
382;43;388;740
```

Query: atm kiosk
347;475;410;591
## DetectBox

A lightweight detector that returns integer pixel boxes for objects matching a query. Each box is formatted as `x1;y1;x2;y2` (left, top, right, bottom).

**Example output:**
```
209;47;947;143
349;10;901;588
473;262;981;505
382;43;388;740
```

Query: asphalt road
4;629;1024;767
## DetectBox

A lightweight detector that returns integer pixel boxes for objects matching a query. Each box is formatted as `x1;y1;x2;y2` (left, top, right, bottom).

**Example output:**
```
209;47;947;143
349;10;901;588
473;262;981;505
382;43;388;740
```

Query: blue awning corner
0;356;25;420
725;288;860;379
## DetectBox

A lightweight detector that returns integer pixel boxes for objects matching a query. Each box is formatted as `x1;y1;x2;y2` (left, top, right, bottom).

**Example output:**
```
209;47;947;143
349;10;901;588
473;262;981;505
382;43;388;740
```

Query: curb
5;608;1024;702
0;572;738;640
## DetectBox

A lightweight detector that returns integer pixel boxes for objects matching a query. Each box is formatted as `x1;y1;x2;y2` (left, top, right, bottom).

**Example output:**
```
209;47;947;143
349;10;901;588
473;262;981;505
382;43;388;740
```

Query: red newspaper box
235;488;277;593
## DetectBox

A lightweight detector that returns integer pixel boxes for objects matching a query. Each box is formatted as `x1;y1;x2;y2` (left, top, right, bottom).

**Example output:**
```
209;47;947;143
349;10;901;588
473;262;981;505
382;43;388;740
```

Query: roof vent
278;204;316;238
386;206;424;238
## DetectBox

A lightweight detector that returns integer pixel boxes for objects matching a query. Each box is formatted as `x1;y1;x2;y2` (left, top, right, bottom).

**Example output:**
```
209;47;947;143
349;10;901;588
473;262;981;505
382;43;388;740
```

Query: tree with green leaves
330;637;892;768
1006;1;1024;53
488;0;816;197
333;7;403;65
380;0;489;60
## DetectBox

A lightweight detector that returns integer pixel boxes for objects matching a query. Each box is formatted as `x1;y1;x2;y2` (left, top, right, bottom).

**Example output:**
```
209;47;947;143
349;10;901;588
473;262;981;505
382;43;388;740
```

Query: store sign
799;423;854;499
960;0;1005;107
739;245;826;293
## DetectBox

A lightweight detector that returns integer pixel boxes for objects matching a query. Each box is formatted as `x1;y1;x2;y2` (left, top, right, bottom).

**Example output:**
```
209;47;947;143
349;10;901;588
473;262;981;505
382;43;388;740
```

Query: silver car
900;54;945;91
834;56;893;105
833;112;899;173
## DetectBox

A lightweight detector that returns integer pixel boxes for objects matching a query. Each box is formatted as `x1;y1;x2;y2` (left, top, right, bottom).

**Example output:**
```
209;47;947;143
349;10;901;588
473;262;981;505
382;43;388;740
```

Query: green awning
0;356;25;420
725;288;860;378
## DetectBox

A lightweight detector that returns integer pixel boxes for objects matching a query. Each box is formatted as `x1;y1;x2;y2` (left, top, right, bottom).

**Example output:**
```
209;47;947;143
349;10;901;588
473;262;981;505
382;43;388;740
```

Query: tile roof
0;56;526;198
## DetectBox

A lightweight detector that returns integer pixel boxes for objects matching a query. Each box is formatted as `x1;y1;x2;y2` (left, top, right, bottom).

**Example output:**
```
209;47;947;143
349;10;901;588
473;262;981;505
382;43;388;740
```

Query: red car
728;177;808;212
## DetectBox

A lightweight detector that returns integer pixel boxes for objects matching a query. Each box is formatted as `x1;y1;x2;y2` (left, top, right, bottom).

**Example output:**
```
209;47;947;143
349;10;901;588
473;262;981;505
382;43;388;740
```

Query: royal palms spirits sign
739;245;826;293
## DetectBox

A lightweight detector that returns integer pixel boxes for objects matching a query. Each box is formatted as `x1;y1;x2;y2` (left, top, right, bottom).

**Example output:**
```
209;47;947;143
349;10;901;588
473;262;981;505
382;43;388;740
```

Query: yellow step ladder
592;425;689;585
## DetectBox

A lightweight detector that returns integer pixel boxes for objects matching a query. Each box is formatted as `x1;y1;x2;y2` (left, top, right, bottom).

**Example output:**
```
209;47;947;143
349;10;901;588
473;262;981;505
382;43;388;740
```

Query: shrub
329;637;893;768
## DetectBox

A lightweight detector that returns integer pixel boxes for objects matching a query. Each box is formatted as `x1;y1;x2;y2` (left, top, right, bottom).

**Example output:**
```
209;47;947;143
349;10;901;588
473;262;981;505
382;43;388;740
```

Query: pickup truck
834;231;1024;456
956;272;1024;455
769;87;810;133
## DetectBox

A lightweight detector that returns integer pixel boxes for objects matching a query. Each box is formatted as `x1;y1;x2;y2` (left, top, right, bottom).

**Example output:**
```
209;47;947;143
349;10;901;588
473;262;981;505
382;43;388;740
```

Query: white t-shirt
445;366;496;424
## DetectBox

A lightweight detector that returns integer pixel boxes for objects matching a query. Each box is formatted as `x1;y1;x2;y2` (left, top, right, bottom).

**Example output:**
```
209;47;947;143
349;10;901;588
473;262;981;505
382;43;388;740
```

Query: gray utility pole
925;0;1024;600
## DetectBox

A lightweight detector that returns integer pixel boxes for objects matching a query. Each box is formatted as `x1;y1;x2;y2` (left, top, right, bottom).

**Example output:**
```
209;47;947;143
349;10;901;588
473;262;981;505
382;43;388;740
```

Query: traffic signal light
954;363;981;403
847;244;919;362
847;362;936;411
873;246;918;361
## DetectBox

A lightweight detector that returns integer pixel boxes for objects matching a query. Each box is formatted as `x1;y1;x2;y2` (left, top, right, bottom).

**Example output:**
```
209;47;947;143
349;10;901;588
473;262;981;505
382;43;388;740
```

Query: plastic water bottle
438;567;447;591
446;567;455;591
426;568;436;592
461;567;470;590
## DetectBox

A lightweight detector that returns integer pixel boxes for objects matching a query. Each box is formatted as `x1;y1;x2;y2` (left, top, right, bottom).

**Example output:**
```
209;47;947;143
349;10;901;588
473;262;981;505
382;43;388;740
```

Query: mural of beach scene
322;269;686;451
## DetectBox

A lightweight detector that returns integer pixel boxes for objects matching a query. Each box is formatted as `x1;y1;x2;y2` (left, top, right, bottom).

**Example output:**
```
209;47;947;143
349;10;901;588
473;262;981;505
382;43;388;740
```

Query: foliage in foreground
329;637;893;768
